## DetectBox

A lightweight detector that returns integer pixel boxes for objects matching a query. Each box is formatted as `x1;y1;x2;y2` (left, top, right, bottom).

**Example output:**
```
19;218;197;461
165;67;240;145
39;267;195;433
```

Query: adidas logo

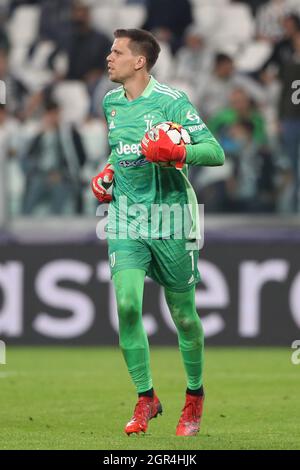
109;120;115;130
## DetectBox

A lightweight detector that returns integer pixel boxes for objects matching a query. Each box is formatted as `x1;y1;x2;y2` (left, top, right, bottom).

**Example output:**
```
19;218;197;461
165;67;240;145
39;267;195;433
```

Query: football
149;121;191;168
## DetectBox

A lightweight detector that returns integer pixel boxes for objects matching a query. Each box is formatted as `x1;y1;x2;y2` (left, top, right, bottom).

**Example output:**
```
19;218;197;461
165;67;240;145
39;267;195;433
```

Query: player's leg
164;286;205;436
111;264;162;434
164;286;204;393
149;237;204;435
149;239;204;387
112;268;152;394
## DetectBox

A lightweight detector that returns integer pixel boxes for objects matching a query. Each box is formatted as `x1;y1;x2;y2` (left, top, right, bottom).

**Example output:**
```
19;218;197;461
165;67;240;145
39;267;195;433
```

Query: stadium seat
7;6;41;47
212;4;255;52
11;40;68;93
117;5;146;29
53;82;90;124
90;6;120;38
193;5;220;39
235;40;273;73
91;4;146;37
9;45;30;73
194;3;254;53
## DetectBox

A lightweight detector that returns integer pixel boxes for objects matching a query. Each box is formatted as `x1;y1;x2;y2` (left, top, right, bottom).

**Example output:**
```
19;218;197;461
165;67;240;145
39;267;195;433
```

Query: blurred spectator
258;68;281;138
39;0;73;46
196;88;275;212
196;53;265;119
219;120;276;212
150;28;174;83
0;24;9;53
261;13;300;73
258;14;300;136
79;117;109;214
193;115;275;213
22;100;87;215
0;0;298;217
64;2;111;81
0;104;23;215
174;25;214;89
256;0;300;42
279;31;300;211
142;0;192;53
48;0;113;118
0;104;20;155
208;87;268;145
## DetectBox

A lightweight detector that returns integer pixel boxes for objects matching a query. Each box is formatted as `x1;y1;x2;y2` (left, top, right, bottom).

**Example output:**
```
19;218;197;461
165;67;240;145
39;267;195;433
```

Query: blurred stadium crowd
0;0;300;217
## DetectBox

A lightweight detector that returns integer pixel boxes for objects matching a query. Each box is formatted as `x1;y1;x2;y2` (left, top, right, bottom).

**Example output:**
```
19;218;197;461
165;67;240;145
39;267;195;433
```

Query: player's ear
135;55;146;71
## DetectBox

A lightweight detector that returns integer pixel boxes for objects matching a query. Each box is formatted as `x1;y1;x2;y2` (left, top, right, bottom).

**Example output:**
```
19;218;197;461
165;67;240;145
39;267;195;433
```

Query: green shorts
107;236;201;293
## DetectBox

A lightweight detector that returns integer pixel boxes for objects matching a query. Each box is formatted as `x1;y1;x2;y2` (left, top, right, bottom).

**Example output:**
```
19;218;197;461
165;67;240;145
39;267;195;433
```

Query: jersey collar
121;75;157;101
141;75;157;98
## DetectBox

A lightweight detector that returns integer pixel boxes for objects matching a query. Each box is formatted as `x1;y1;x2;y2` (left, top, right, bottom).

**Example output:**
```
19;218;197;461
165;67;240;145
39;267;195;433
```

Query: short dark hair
113;28;161;71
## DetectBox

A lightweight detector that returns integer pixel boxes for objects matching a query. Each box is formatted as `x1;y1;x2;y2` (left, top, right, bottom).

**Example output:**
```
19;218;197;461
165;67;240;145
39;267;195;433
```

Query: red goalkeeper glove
91;163;114;203
141;128;186;164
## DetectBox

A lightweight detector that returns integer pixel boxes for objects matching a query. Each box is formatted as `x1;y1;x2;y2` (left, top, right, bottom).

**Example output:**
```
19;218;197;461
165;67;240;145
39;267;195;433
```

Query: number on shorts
189;251;194;273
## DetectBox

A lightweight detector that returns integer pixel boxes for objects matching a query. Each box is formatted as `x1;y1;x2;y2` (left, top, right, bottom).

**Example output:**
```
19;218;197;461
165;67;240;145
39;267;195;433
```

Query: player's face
107;38;141;83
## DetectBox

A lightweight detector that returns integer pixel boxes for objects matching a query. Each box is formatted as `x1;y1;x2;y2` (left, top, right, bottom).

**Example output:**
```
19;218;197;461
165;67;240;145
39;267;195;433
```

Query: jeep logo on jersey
116;141;142;157
186;110;201;123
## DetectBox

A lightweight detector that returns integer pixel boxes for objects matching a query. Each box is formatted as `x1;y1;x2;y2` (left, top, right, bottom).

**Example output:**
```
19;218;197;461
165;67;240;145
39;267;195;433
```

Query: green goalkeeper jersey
103;76;224;239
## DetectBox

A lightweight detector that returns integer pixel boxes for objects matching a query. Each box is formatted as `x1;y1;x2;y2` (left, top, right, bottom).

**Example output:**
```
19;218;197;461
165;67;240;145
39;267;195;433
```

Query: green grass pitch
0;347;299;450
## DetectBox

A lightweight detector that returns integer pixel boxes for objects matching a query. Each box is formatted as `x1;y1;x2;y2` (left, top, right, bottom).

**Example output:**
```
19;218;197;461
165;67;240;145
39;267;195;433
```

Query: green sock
121;347;152;394
164;286;204;390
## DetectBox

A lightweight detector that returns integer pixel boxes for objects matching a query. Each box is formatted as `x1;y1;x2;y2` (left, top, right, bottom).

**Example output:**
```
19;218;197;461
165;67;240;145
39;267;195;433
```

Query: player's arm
141;94;225;167
169;95;225;167
185;136;225;167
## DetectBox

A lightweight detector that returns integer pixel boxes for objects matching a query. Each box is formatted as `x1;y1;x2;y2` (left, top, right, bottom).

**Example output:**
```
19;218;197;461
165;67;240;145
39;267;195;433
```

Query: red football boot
176;393;205;436
125;392;162;435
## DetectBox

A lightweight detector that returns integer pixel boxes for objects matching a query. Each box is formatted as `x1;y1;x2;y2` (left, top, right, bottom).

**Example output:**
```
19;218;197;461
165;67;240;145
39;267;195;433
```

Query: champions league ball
150;121;191;168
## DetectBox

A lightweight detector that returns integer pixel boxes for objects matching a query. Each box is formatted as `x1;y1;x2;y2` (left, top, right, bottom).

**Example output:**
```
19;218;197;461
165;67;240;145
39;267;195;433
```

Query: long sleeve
185;138;225;166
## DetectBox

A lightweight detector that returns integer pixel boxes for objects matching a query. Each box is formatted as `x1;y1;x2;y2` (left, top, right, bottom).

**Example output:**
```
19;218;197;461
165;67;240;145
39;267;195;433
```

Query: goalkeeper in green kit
91;29;225;436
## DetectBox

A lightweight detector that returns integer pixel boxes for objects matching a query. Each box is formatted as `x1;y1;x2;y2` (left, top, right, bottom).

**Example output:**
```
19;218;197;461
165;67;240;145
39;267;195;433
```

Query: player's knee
178;316;204;349
178;316;196;332
117;296;140;326
176;313;202;335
